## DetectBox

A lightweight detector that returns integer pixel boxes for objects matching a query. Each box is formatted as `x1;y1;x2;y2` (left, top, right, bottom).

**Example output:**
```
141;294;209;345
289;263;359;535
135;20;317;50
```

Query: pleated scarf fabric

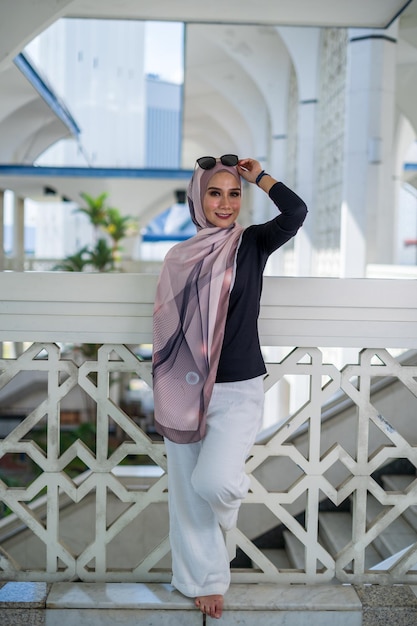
152;162;243;443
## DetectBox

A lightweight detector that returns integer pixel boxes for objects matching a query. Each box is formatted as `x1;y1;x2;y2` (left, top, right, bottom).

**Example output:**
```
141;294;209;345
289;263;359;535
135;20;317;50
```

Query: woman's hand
237;158;263;184
237;158;278;192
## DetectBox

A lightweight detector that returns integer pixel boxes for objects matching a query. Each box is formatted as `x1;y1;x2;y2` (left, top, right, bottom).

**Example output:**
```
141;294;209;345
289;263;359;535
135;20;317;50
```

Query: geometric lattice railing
244;347;417;585
0;273;417;583
1;342;416;583
0;342;166;583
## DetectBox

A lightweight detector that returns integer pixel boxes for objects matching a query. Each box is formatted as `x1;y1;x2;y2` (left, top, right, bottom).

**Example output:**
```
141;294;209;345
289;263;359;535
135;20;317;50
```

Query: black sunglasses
196;154;239;170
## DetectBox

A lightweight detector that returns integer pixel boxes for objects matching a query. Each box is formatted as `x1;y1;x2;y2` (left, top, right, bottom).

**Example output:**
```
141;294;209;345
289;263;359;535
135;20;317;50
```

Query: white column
11;195;25;356
0;190;5;272
13;196;25;272
266;134;289;276
294;99;317;276
0;190;3;357
340;26;397;277
277;27;321;277
270;134;288;195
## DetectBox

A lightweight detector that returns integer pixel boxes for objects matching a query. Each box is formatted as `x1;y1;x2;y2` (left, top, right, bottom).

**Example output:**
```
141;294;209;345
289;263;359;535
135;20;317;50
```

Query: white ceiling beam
66;0;412;29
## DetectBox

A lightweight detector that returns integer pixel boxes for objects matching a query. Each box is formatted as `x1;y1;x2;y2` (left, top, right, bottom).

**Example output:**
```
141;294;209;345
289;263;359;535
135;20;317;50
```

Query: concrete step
366;493;417;560
2;580;417;626
381;474;417;532
283;530;305;569
319;512;382;569
258;548;291;570
319;512;352;554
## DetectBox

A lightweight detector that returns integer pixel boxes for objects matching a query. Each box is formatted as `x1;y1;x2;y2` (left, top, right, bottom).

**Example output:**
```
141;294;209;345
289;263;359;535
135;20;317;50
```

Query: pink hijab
152;161;244;443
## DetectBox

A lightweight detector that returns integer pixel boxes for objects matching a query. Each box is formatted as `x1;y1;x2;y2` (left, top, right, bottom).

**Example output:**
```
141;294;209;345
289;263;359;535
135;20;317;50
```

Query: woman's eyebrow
206;185;241;191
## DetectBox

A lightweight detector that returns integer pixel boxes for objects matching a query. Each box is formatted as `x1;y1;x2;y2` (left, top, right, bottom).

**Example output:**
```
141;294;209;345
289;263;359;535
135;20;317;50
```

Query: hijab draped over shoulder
152;161;244;443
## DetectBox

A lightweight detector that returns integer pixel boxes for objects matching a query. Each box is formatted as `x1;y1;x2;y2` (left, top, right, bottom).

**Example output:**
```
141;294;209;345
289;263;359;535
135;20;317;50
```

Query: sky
144;21;184;84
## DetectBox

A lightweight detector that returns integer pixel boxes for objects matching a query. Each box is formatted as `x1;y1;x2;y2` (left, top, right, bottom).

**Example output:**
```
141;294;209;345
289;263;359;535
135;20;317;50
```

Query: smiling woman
152;155;308;618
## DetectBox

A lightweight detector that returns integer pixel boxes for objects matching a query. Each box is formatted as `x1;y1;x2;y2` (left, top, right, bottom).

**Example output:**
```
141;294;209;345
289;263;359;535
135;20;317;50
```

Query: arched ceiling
0;55;78;164
0;0;417;216
182;25;272;165
1;0;412;70
182;23;294;166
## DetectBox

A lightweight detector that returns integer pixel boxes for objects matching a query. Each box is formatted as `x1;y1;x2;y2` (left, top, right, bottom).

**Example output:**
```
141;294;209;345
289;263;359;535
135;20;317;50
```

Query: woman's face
202;171;241;228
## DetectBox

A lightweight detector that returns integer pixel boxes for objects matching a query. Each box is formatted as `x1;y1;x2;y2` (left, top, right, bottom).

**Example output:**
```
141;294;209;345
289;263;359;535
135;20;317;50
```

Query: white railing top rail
0;272;416;347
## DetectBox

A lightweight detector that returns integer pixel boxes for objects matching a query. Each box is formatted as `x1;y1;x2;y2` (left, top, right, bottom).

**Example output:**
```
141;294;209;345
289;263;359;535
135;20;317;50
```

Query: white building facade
5;19;183;261
26;18;147;167
0;6;417;277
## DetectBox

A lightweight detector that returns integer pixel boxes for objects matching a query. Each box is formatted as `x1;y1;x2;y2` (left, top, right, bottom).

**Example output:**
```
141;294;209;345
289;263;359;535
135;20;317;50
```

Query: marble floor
1;580;417;625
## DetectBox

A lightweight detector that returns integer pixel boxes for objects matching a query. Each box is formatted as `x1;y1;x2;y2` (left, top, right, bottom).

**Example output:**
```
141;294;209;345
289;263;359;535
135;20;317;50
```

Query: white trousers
164;375;264;598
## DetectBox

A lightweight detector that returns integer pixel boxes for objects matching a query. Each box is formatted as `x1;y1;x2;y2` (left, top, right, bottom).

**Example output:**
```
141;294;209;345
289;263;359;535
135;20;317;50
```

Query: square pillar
13;196;25;272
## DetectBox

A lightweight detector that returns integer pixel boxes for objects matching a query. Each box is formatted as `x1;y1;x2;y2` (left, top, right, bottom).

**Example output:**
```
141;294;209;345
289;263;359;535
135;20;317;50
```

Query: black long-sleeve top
215;182;308;383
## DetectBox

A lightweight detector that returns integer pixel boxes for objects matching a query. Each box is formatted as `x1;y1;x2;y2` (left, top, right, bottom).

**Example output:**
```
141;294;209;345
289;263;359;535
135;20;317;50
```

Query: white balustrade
0;273;416;583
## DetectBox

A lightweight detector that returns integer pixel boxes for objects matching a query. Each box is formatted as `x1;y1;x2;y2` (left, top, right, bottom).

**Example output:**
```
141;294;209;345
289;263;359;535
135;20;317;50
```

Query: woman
153;155;307;619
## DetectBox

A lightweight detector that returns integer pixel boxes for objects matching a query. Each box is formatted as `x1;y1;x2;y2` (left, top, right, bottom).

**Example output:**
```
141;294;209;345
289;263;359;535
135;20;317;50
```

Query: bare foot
195;594;224;619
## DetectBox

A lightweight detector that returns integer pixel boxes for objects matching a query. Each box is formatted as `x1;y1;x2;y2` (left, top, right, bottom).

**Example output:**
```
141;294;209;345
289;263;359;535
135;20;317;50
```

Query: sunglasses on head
196;154;239;170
